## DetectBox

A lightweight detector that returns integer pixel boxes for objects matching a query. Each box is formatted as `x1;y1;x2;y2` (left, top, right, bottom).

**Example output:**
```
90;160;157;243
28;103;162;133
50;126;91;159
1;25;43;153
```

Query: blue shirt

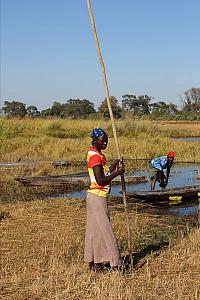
151;156;170;171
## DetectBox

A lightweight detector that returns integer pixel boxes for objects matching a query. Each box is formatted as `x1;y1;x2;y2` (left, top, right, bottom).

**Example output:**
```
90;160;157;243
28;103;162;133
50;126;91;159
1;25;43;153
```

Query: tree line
1;88;200;120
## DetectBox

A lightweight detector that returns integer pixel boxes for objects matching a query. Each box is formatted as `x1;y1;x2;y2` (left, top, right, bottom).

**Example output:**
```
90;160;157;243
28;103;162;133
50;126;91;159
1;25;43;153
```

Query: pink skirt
84;192;121;267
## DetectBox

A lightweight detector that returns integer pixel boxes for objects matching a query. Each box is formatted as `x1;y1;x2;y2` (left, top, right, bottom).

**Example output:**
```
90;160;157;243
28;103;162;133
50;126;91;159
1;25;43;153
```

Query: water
169;203;199;216
0;160;45;167
58;163;200;199
172;137;200;141
52;162;200;217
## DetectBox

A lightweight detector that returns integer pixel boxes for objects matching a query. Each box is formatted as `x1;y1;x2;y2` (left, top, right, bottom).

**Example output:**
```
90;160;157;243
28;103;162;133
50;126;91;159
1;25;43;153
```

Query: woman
84;128;125;272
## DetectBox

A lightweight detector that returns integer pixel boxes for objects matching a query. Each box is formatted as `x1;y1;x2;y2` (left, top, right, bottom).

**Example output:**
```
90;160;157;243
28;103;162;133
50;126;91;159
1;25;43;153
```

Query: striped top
87;147;111;197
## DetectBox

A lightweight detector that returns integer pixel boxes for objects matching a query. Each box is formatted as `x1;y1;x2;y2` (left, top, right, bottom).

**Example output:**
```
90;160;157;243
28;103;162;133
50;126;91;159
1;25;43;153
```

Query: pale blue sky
1;0;200;110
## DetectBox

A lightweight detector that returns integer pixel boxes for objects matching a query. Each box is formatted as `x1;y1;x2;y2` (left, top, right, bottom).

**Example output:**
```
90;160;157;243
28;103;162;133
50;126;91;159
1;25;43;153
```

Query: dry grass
1;118;200;299
1;198;200;300
159;120;200;135
0;118;200;165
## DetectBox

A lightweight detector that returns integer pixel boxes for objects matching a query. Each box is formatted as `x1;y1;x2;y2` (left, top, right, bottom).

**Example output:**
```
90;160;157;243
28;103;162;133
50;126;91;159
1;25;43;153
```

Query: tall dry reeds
0;118;200;164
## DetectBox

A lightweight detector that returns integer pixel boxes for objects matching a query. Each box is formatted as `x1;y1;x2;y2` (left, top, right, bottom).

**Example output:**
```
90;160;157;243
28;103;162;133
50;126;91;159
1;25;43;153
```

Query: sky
1;0;200;111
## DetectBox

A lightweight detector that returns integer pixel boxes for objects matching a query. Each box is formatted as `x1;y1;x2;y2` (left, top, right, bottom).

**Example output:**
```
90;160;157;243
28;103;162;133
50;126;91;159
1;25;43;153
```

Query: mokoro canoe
125;185;200;202
14;173;147;187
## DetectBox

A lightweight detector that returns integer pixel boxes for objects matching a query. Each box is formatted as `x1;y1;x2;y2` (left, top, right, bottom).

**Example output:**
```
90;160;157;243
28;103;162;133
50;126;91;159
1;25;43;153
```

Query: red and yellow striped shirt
87;147;111;197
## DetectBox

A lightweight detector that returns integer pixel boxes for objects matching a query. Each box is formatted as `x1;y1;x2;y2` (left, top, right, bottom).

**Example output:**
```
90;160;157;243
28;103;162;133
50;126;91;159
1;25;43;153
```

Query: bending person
147;151;175;191
84;128;125;273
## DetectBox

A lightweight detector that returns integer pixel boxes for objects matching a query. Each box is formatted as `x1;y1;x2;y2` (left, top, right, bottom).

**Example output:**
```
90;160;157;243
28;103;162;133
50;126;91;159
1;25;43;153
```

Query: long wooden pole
86;0;131;254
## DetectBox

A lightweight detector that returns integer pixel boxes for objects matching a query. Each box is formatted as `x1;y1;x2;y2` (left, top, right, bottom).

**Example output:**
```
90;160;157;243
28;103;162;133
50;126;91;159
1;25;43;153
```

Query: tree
0;107;4;116
62;99;96;118
149;101;178;117
51;102;63;117
2;101;26;117
122;94;151;115
181;87;200;112
40;102;63;117
26;106;40;117
98;96;122;119
40;108;52;117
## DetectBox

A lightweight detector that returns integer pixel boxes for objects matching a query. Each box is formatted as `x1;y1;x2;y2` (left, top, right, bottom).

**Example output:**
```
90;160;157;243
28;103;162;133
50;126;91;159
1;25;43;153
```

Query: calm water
172;137;200;141
52;162;200;217
169;203;199;216
59;163;200;199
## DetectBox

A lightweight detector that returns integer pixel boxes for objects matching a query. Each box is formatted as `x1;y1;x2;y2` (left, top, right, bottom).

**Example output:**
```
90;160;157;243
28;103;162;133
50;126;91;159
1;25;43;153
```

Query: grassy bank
1;198;199;299
0;118;200;299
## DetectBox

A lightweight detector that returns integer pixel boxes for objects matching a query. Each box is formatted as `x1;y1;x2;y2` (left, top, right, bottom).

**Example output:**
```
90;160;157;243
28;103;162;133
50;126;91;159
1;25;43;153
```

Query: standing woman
84;128;125;272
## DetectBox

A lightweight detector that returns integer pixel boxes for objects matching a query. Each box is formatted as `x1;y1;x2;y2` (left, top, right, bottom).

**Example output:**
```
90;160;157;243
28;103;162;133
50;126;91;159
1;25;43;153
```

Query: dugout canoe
125;185;200;202
14;173;147;187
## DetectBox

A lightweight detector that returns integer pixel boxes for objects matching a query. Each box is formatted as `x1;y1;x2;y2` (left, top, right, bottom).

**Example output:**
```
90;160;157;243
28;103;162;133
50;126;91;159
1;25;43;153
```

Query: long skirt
84;192;121;267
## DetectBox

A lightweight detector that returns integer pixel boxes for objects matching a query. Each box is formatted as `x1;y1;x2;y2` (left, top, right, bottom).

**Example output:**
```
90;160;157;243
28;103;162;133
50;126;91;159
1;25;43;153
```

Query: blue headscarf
90;128;106;139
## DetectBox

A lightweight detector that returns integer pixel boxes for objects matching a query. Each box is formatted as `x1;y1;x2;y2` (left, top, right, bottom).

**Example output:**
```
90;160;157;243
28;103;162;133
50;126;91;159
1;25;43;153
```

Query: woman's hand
93;159;125;186
116;159;125;175
109;159;120;172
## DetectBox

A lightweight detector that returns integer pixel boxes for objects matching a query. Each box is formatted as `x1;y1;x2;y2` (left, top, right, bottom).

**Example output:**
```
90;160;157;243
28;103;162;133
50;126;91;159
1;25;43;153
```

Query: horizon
1;1;200;110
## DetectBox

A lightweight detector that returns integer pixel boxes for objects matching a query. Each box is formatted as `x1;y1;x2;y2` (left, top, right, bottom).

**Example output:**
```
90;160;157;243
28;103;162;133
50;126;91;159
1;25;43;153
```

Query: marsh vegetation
0;118;200;299
0;118;200;164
